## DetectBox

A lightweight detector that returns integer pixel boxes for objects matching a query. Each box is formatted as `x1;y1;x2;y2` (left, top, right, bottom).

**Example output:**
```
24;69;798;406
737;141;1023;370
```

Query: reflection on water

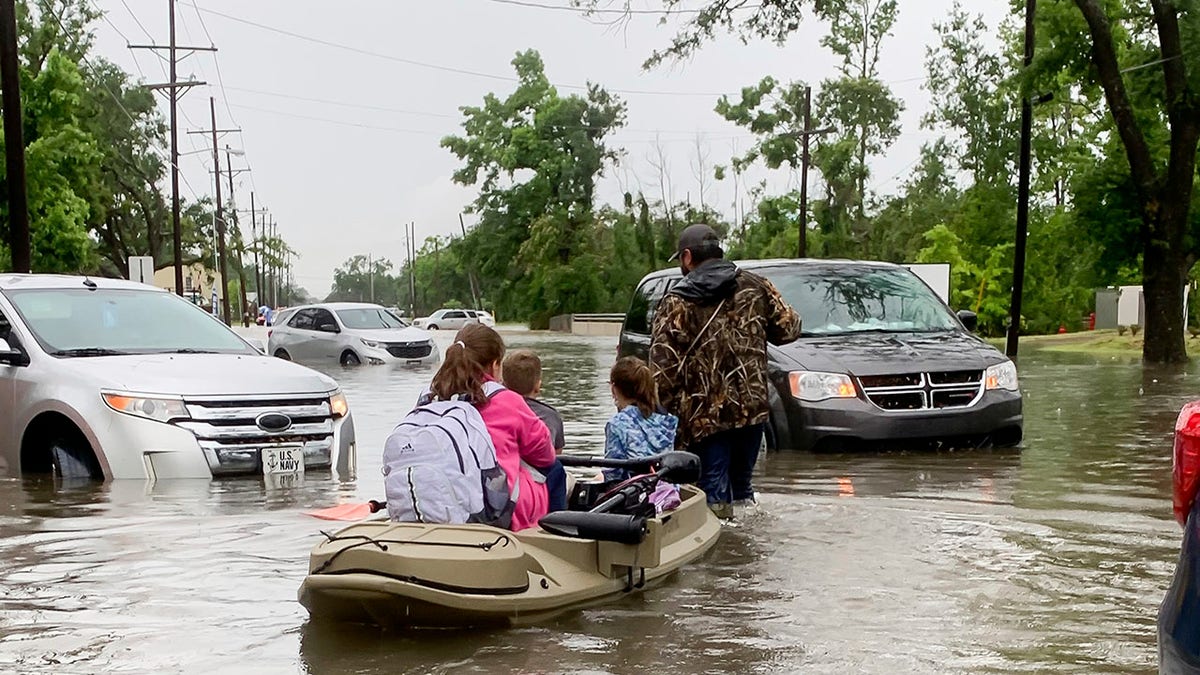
0;336;1192;673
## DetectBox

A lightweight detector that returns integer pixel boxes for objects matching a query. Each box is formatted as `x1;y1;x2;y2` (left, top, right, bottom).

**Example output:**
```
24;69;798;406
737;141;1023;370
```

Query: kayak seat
538;511;648;545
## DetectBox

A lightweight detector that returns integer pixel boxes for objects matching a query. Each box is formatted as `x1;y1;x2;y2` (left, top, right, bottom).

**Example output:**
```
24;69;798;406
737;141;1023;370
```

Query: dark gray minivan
618;259;1023;452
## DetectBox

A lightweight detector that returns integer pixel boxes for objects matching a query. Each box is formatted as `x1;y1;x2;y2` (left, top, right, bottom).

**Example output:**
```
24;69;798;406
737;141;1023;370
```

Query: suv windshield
4;288;255;356
757;265;959;336
336;308;408;330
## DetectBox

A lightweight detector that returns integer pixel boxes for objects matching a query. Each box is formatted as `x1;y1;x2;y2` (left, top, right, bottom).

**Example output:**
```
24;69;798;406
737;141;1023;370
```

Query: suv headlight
329;390;349;418
102;392;190;423
985;361;1019;391
360;338;382;349
789;371;857;402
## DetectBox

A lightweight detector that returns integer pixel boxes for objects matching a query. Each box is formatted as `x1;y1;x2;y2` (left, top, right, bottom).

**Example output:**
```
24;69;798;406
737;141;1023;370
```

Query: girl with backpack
425;323;562;531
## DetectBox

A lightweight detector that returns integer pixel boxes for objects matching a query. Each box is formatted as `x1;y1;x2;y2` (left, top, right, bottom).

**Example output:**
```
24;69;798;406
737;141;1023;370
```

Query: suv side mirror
0;335;28;366
317;323;339;333
957;310;978;332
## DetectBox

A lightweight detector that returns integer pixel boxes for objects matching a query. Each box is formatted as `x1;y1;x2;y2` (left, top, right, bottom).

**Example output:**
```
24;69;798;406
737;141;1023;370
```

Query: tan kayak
298;453;720;628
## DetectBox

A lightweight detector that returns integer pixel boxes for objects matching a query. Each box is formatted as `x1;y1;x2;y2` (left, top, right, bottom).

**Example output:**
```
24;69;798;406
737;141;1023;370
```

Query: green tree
1032;0;1199;362
328;255;397;305
0;25;101;273
441;49;627;321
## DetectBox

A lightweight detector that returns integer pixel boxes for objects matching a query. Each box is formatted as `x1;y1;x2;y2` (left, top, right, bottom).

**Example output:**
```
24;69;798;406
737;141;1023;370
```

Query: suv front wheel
22;418;102;480
51;437;100;480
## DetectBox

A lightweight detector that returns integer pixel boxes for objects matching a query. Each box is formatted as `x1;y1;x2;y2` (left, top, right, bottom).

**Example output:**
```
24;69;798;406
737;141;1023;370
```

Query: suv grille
175;395;335;474
858;370;983;412
385;342;433;359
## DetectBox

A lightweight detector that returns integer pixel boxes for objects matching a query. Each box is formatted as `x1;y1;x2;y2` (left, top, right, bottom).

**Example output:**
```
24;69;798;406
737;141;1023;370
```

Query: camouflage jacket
650;260;802;450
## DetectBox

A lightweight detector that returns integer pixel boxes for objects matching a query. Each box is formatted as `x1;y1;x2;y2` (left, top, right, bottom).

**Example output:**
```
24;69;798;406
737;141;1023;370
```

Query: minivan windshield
336;307;408;330
4;288;255;356
757;265;960;336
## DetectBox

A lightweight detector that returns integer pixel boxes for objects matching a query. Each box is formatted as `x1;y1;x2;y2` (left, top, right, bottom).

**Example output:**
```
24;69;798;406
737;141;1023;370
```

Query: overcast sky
91;0;1013;298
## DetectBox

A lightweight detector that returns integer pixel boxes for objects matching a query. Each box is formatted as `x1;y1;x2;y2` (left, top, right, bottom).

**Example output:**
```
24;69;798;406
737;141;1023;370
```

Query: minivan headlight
789;371;857;402
102;392;190;423
986;361;1019;391
329;390;349;418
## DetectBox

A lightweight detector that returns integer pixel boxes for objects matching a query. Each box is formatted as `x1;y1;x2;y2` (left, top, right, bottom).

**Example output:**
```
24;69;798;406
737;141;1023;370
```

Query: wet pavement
0;332;1190;673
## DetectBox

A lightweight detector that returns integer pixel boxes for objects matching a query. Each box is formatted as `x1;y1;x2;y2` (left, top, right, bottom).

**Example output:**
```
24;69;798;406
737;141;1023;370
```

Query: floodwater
0;332;1190;673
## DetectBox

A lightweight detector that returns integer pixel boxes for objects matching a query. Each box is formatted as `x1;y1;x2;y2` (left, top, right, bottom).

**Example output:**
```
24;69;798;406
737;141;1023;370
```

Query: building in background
152;263;223;312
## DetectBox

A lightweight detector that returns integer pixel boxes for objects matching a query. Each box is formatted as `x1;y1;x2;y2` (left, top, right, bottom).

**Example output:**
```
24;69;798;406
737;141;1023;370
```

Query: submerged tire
50;437;100;481
274;349;292;361
340;351;361;367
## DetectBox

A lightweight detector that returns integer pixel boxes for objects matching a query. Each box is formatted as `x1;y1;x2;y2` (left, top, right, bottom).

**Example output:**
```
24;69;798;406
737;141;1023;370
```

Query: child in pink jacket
426;323;561;531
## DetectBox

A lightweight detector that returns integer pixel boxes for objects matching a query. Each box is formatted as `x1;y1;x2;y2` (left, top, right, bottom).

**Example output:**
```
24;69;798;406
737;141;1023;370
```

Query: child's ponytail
610;356;659;419
429;323;505;405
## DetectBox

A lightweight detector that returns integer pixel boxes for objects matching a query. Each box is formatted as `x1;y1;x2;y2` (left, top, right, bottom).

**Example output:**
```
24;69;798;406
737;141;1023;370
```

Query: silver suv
0;274;356;481
268;302;439;367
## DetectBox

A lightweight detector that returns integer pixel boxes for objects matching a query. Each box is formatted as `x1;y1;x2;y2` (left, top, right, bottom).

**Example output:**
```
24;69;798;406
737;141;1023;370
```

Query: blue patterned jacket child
603;405;678;481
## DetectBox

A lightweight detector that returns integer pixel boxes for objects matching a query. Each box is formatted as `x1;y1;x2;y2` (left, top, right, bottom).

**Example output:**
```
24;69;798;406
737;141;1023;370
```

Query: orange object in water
837;477;855;497
307;501;384;521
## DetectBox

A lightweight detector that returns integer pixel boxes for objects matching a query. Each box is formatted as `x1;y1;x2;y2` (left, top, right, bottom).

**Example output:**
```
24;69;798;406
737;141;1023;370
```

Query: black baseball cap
668;223;721;262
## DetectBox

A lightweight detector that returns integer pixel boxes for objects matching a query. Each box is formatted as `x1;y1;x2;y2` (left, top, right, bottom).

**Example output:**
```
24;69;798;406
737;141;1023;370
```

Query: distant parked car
469;310;495;327
268;302;439;367
618;259;1023;452
413;308;478;331
0;274;356;481
1159;402;1200;673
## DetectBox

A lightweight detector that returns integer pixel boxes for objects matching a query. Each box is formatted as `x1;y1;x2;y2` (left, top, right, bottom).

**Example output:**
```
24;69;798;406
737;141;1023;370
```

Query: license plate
262;445;305;475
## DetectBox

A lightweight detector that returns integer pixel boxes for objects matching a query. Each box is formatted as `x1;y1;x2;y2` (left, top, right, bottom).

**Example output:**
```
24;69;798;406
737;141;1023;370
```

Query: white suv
413;308;480;331
0;274;356;481
268;302;439;366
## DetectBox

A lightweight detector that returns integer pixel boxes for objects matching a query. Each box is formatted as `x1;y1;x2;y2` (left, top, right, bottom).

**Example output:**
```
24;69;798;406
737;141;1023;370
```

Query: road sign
904;263;951;304
128;256;155;285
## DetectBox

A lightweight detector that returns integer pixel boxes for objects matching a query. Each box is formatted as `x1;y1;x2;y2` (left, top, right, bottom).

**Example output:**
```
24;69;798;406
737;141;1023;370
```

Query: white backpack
381;381;518;528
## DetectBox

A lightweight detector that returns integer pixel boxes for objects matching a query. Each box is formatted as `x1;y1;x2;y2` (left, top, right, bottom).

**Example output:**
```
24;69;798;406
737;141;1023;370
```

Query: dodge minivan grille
859;370;984;411
175;396;335;474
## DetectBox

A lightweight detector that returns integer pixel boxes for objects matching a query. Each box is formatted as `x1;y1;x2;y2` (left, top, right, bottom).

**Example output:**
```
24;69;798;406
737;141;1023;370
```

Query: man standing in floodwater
650;224;802;519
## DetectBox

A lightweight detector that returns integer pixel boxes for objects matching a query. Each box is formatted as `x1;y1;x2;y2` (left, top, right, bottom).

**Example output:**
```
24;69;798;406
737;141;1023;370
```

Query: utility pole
459;214;481;310
408;222;417;319
186;98;239;324
796;86;835;259
1006;0;1035;359
368;253;374;303
269;218;278;307
248;193;264;301
223;145;251;326
131;1;212;294
1;0;29;273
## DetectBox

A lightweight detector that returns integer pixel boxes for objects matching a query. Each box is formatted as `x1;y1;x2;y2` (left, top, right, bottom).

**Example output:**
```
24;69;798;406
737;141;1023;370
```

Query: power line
229;101;751;145
227;103;449;134
225;85;459;119
93;8;147;79
119;0;157;43
64;6;210;206
224;85;751;136
187;1;258;197
178;1;736;97
480;0;760;14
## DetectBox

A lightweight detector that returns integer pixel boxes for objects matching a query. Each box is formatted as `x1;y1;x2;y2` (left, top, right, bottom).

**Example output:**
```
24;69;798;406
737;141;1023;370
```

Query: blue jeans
690;424;763;504
534;460;567;512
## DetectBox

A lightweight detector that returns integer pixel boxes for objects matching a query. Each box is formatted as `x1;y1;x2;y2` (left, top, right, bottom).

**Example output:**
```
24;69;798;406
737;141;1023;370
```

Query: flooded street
0;332;1190;673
